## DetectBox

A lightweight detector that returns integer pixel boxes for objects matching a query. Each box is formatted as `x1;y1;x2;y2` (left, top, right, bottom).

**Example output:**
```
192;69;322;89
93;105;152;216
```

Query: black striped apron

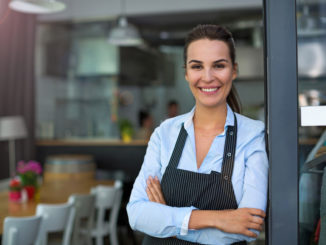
143;114;246;245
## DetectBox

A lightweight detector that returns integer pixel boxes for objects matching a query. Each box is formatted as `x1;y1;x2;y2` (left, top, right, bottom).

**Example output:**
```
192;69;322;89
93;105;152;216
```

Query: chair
68;194;96;245
2;215;42;245
35;203;75;245
91;181;123;245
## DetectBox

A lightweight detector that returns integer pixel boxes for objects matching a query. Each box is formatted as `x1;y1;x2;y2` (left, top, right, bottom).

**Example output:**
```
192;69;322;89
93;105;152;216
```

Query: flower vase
24;186;35;200
9;191;21;202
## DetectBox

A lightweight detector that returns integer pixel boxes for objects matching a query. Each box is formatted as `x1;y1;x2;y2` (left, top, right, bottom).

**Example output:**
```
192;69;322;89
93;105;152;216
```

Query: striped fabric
143;115;246;245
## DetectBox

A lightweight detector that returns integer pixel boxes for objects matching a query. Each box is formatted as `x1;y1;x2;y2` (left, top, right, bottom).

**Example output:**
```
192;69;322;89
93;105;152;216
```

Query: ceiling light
108;16;143;46
9;0;66;14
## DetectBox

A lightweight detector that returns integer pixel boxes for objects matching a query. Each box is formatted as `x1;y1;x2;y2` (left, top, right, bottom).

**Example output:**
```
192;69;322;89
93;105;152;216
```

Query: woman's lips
199;87;220;94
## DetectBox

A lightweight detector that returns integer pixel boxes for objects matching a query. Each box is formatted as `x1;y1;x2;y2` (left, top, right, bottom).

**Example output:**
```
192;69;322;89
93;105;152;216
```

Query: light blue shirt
127;105;268;245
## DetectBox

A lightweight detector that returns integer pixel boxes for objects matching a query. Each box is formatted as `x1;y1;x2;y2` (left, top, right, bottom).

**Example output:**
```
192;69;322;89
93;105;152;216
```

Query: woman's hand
215;208;265;237
146;176;166;205
189;208;265;238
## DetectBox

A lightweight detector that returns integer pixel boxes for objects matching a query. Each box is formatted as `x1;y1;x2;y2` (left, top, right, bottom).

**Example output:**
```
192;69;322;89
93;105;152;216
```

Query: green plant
118;119;134;136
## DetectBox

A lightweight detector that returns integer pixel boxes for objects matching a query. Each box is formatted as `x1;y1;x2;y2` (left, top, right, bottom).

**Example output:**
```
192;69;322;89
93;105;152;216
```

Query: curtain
0;1;36;179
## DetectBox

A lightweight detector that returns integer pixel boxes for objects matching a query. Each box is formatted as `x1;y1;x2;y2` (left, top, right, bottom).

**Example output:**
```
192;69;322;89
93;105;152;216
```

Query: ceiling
127;8;262;46
40;6;263;47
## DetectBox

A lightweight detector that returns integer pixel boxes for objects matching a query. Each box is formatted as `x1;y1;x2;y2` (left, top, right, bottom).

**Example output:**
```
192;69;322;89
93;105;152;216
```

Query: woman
127;24;268;245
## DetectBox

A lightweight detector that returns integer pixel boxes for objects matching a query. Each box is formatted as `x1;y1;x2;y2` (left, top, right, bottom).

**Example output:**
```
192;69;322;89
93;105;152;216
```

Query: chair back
36;203;74;245
2;215;42;245
91;181;123;245
68;193;96;245
69;193;95;220
91;185;117;209
91;180;123;209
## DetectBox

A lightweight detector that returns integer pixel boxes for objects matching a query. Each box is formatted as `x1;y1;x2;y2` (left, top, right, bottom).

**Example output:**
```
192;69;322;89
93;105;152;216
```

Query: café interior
0;0;326;244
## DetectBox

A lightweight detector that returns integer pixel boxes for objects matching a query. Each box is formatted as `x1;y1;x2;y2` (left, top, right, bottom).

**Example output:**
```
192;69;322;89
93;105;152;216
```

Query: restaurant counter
36;139;148;182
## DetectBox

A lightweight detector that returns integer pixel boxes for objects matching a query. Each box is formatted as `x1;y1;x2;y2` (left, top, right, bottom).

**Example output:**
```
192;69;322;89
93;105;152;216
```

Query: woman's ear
232;63;238;80
184;66;188;81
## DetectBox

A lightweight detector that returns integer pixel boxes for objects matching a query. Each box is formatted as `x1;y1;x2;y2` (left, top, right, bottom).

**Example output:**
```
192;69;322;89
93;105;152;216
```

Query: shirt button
227;152;232;157
224;175;229;180
229;131;234;136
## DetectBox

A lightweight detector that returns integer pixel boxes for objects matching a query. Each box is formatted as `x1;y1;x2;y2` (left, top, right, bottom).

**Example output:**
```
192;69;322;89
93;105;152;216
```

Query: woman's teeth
201;88;218;92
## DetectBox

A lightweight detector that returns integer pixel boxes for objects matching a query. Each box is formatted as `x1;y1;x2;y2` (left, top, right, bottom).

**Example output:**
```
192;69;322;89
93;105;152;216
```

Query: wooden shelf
36;139;148;146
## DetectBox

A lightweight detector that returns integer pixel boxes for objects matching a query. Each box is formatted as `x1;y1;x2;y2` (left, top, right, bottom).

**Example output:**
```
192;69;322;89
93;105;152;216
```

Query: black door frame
264;0;299;244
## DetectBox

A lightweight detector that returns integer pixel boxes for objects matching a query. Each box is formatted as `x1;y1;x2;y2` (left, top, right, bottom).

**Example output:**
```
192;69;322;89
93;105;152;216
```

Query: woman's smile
199;86;220;94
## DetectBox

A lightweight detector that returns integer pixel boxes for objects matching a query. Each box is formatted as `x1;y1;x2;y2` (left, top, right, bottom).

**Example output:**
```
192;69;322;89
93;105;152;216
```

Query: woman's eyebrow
213;59;229;63
188;59;202;64
188;59;229;64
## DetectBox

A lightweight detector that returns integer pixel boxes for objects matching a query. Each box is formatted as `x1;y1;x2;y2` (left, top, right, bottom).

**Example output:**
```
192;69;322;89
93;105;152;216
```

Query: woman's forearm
188;208;265;238
188;210;218;230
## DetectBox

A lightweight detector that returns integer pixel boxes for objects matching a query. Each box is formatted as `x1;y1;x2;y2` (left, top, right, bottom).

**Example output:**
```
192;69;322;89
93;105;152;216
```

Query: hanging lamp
107;0;143;46
9;0;66;14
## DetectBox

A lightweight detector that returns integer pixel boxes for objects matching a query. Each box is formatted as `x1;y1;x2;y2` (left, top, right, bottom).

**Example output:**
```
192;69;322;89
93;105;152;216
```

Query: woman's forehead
187;39;230;61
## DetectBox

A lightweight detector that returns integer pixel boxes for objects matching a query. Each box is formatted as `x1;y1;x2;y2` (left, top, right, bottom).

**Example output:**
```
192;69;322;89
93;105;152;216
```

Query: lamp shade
9;0;66;14
0;116;27;140
108;17;143;46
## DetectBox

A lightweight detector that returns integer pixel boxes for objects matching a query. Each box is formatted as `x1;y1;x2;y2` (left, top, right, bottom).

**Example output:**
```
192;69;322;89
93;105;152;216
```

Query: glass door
297;0;326;244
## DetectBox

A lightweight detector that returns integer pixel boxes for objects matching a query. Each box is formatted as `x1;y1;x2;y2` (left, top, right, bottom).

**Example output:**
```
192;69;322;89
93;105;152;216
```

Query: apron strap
221;113;238;180
167;124;188;169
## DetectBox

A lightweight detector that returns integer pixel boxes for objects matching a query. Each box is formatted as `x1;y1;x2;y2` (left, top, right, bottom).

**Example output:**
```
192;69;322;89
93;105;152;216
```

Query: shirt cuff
180;207;197;236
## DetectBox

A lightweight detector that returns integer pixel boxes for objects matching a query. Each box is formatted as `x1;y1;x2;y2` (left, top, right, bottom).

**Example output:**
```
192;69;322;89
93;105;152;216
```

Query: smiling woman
127;24;268;245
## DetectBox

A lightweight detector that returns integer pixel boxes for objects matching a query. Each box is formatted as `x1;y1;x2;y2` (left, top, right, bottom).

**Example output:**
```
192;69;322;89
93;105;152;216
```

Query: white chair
35;203;75;245
91;181;123;245
2;215;42;245
68;194;96;245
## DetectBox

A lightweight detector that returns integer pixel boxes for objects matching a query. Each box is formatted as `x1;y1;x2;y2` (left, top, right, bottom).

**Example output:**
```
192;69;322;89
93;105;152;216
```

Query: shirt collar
182;104;235;135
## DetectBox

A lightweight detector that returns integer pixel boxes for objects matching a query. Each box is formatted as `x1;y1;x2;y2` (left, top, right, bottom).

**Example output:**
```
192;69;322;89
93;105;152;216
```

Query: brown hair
184;24;242;113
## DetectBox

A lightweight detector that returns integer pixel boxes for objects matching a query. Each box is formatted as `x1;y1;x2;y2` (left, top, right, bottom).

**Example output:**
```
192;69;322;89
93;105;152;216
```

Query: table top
0;179;113;234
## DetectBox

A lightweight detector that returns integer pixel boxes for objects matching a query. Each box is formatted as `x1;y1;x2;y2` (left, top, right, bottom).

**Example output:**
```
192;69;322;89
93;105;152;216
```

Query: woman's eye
214;64;225;69
191;65;202;70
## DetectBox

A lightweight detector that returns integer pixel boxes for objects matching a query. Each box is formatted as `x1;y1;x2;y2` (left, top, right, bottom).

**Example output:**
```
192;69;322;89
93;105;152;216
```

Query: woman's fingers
251;215;264;225
146;186;155;202
247;222;263;231
248;208;266;218
243;229;258;238
146;176;166;204
152;176;166;204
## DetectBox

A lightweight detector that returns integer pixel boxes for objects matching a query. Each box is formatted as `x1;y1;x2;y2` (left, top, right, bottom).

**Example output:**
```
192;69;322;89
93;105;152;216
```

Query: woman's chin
196;100;227;109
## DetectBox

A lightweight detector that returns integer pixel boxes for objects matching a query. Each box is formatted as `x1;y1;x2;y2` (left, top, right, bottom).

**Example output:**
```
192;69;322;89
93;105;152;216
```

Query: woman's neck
193;103;228;131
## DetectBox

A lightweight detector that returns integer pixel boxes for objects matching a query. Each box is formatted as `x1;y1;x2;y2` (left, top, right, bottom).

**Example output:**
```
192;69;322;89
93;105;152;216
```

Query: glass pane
298;0;326;244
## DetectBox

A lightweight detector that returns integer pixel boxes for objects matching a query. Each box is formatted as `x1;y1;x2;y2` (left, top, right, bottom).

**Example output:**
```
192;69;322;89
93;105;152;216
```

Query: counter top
36;139;148;146
37;138;317;146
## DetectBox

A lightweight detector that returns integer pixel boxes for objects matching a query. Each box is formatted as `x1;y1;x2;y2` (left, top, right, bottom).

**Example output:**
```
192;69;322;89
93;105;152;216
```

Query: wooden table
0;179;113;234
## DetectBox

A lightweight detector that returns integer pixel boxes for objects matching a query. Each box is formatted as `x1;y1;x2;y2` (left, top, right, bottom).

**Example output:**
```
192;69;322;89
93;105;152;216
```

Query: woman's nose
202;69;214;82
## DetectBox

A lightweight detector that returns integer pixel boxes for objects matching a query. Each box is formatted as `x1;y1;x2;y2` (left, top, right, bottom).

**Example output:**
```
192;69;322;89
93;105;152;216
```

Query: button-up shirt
127;105;268;244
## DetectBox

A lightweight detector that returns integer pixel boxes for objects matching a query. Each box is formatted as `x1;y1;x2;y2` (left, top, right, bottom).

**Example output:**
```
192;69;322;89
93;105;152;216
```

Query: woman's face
185;39;237;109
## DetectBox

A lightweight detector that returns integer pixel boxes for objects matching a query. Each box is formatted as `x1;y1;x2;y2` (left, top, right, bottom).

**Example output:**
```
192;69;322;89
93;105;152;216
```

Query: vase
9;191;21;202
24;186;35;200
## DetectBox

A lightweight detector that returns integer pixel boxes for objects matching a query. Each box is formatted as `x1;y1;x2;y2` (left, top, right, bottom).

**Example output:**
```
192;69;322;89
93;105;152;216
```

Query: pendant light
107;0;143;46
9;0;66;14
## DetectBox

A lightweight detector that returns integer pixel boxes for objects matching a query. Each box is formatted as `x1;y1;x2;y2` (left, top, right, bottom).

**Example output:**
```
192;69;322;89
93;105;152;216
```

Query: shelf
36;139;148;146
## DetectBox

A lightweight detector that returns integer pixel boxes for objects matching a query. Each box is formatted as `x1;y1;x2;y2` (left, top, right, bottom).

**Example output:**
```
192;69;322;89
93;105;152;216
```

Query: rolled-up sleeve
127;127;195;238
238;123;268;211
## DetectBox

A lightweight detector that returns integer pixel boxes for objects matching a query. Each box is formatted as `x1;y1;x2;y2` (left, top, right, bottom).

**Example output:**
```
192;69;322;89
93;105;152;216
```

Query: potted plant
17;161;42;200
118;119;134;143
9;177;22;202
